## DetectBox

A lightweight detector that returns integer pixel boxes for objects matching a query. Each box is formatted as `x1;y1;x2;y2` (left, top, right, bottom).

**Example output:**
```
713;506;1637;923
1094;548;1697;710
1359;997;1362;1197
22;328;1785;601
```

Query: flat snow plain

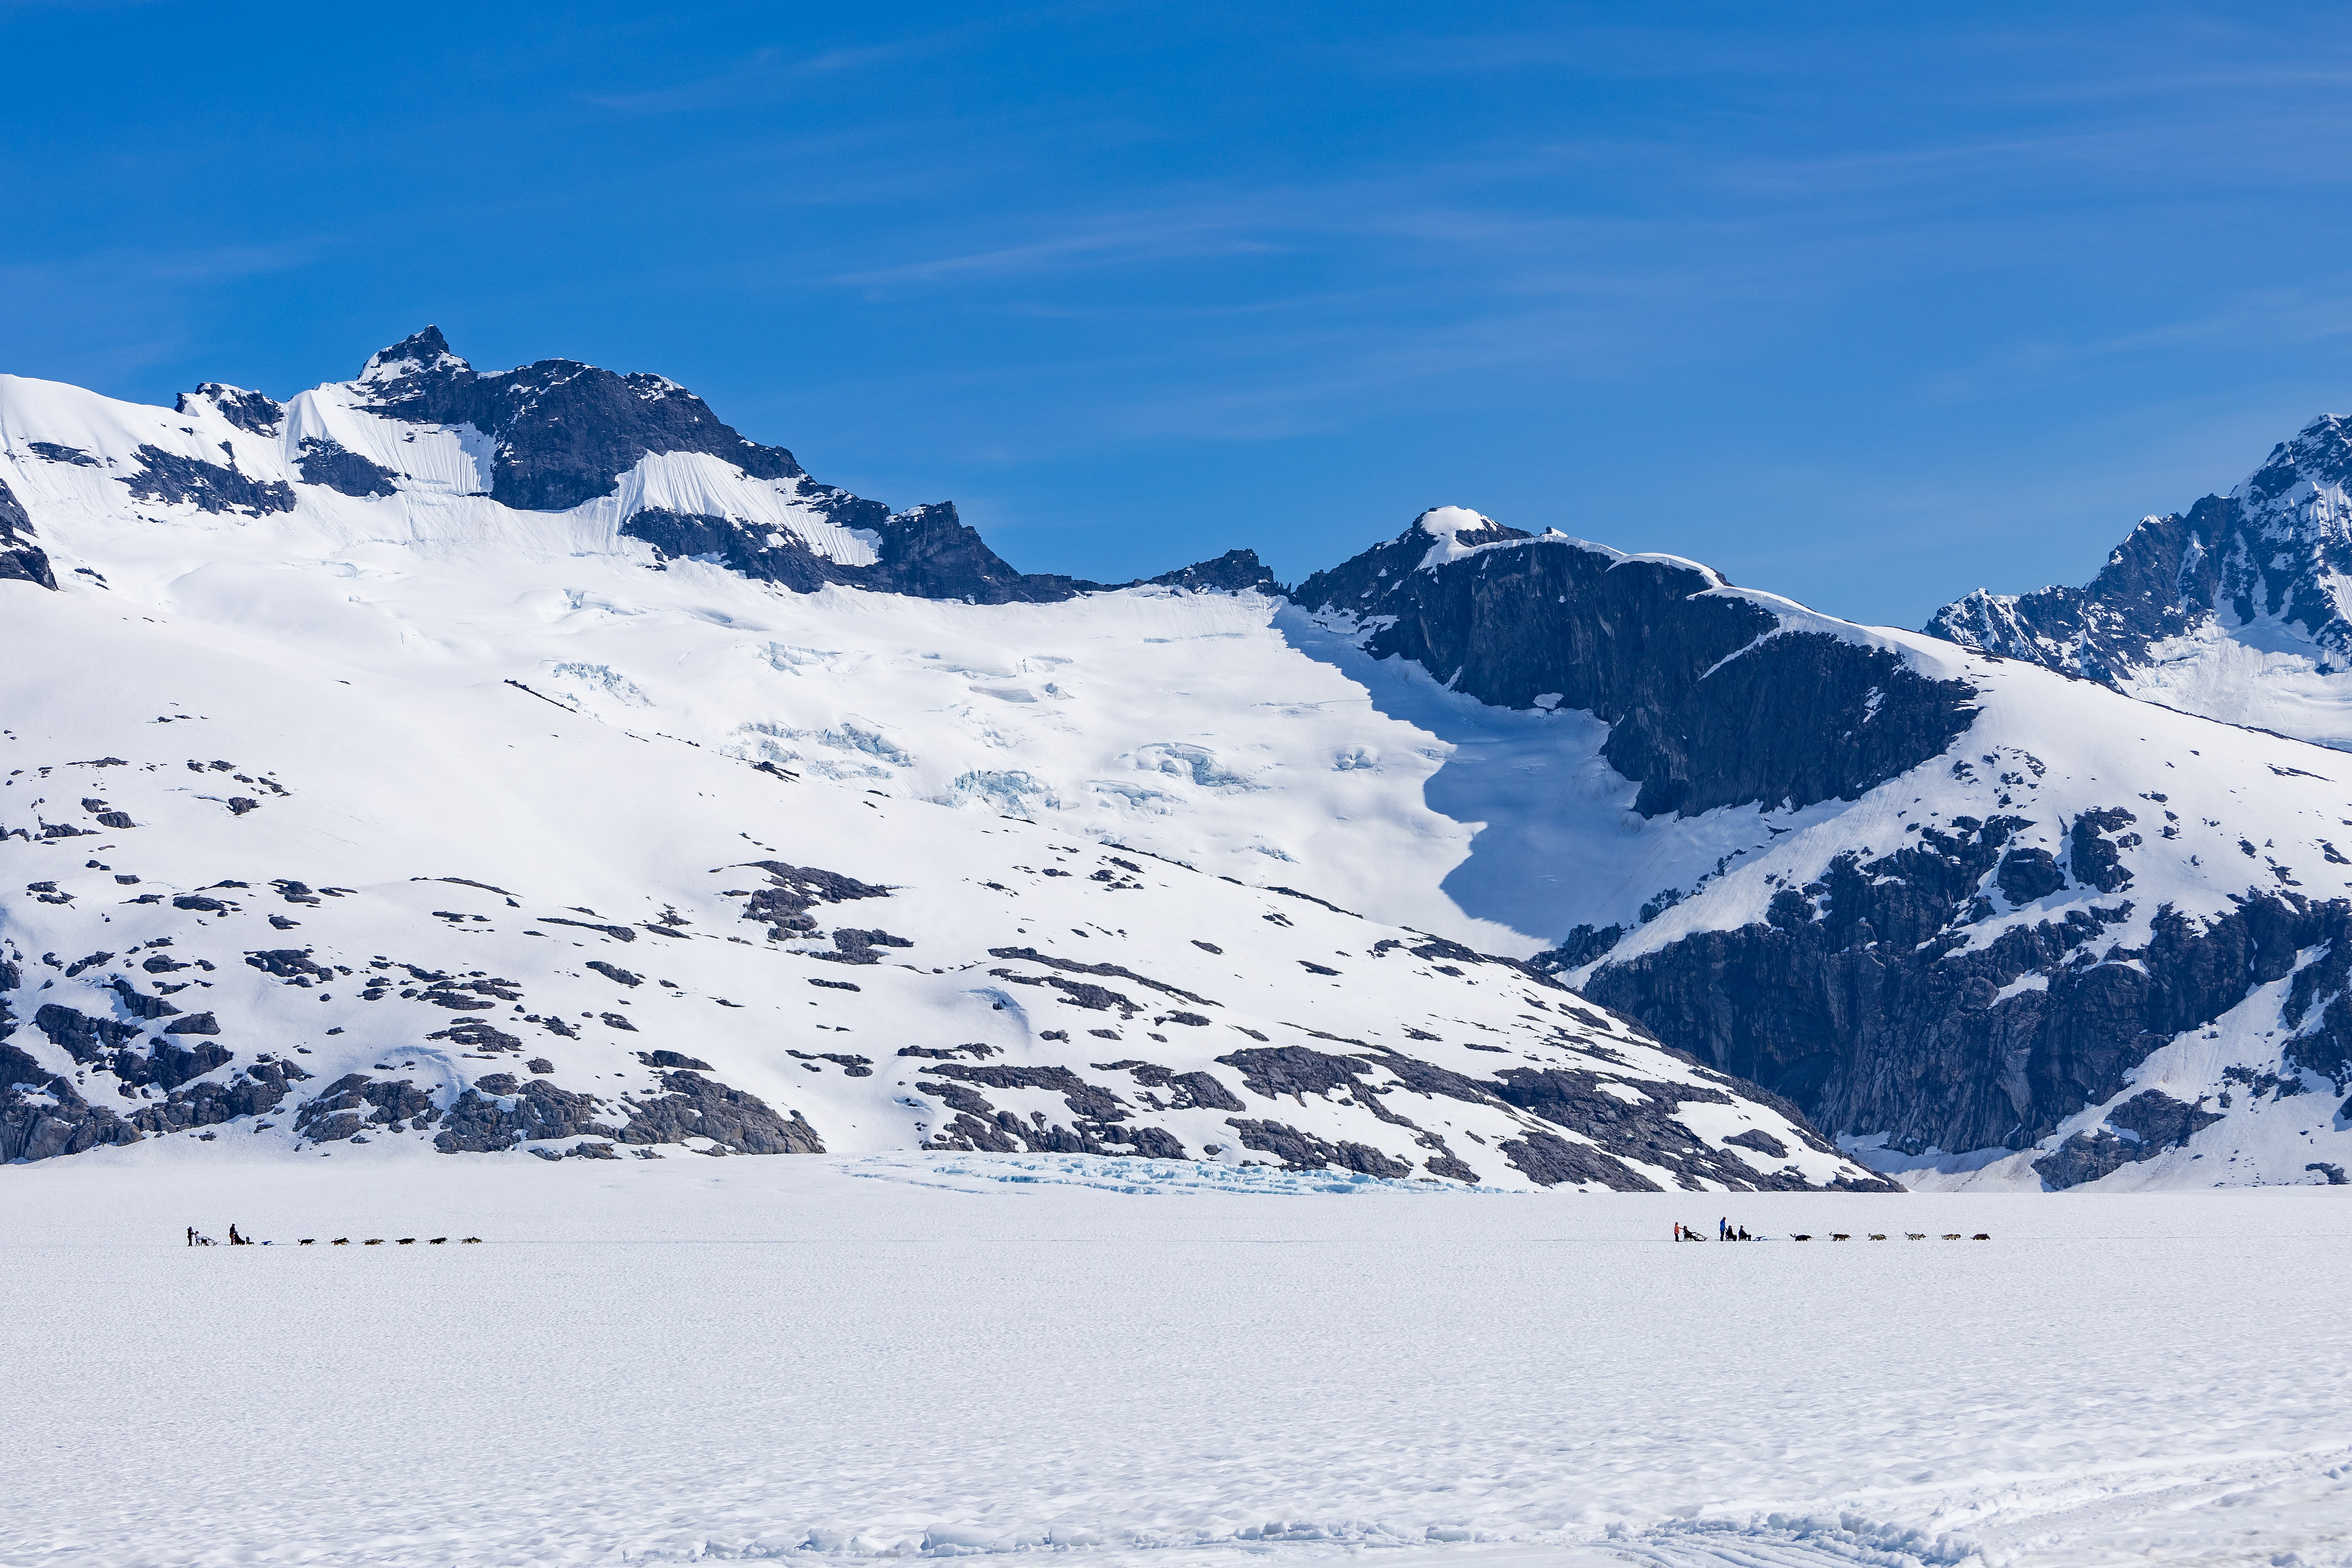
5;1152;2348;1568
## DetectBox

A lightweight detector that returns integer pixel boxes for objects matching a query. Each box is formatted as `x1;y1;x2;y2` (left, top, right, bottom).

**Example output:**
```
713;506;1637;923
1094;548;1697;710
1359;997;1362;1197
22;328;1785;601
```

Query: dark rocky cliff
361;327;810;513
1580;830;2352;1164
0;476;57;590
1297;512;1980;819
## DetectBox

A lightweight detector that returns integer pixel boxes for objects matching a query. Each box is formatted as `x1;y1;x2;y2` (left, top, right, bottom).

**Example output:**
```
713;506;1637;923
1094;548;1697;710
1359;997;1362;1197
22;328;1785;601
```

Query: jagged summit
2238;411;2352;502
349;324;809;511
1931;409;2352;747
358;324;471;385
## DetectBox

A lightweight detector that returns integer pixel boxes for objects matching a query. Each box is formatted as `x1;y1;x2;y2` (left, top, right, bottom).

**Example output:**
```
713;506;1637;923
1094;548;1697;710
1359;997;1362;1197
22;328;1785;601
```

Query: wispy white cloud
581;8;1096;116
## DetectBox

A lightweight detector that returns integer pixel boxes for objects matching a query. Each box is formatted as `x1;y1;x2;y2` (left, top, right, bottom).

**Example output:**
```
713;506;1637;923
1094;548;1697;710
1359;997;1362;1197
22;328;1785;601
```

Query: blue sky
8;2;2352;625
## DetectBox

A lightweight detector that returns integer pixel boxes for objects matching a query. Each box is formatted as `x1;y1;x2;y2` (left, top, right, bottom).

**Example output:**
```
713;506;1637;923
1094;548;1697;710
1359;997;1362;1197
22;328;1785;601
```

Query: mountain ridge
1932;411;2352;750
6;328;2352;1191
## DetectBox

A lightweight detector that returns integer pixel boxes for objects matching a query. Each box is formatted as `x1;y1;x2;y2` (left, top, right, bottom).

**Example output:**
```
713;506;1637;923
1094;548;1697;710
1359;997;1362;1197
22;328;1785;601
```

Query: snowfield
0;575;1875;1192
3;1153;2349;1568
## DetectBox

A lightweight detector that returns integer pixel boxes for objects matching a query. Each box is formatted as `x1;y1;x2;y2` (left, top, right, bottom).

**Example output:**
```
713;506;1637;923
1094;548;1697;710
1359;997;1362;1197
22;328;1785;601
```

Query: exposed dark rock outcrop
739;860;889;939
1217;1045;1364;1103
178;383;283;436
119;445;296;516
917;1061;1198;1157
299;1074;439;1141
614;1070;824;1154
987;947;1214;1005
33;1003;143;1062
294;438;401;497
624;500;1278;606
0;1044;143;1161
1582;804;2352;1155
1097;1060;1247;1112
130;1059;301;1132
111;1037;231;1091
362;327;808;513
246;947;331;979
107;975;180;1019
2031;1089;2224;1188
1145;549;1283;594
636;1050;713;1071
0;476;57;589
1497;1128;1657;1191
818;927;913;965
1298;515;1979;818
1224;1118;1410;1177
1489;1065;1848;1192
433;1078;608;1152
348;328;1292;604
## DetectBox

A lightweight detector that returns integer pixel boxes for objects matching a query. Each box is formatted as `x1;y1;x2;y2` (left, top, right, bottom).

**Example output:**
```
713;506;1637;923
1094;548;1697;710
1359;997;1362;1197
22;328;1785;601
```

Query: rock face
119;445;296;516
362;327;1273;608
2031;1089;2225;1189
622;498;1109;604
1583;846;2352;1156
1930;412;2352;749
1297;509;1978;819
0;1042;142;1161
361;326;810;513
177;384;284;436
620;483;1278;605
0;477;56;589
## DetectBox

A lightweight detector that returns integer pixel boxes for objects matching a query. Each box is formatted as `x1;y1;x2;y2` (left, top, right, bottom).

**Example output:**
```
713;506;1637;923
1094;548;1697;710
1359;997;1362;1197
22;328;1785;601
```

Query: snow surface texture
5;1155;2350;1568
10;341;2352;1191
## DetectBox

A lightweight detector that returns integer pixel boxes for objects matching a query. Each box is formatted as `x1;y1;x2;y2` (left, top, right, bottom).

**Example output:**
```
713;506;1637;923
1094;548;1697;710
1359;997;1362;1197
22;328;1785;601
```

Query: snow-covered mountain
1932;413;2352;749
6;326;2352;1192
1292;509;2352;1191
0;331;1878;1192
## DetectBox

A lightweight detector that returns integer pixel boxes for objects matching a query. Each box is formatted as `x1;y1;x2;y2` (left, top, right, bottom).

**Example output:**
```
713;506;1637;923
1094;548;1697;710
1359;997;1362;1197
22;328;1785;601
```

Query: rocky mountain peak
1929;408;2352;703
358;325;470;386
174;383;284;436
1412;506;1531;565
2237;412;2352;508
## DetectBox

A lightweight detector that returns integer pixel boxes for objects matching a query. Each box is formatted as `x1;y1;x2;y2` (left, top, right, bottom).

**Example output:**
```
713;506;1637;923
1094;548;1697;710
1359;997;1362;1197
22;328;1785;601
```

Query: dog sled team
1675;1218;1992;1241
188;1226;483;1246
185;1225;251;1247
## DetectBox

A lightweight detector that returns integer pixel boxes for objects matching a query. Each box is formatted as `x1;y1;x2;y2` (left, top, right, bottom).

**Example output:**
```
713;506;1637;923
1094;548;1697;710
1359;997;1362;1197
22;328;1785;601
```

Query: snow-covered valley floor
4;1151;2347;1568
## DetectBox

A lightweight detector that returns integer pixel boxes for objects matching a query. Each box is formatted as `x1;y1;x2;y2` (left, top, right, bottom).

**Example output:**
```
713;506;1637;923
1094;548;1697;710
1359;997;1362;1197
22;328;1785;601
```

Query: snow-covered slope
11;326;2352;1194
0;585;1878;1191
1933;412;2352;749
1294;508;2352;1191
0;336;1884;1191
